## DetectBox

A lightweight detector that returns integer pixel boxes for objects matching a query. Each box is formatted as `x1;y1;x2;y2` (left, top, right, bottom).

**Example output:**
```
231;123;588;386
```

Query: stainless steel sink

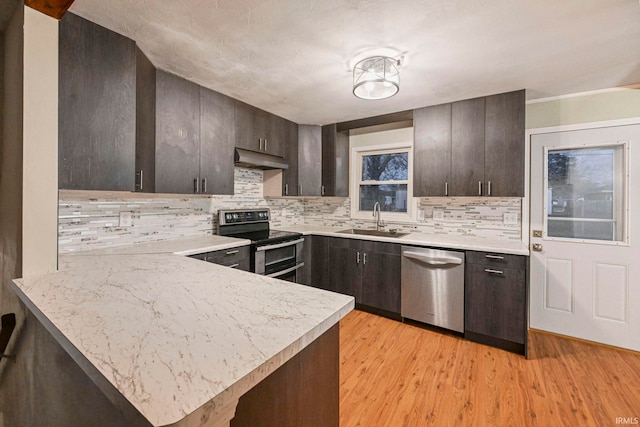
338;228;410;238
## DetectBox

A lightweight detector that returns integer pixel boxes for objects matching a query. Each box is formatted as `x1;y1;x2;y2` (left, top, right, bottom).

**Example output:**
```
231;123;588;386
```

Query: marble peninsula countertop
275;225;530;256
12;235;355;427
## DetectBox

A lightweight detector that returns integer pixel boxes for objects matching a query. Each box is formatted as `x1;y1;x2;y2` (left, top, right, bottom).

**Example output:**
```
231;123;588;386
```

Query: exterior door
530;123;640;351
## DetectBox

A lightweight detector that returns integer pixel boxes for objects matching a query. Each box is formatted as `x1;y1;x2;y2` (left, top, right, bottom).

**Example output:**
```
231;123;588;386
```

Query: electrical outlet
503;213;518;225
433;209;445;221
119;211;133;227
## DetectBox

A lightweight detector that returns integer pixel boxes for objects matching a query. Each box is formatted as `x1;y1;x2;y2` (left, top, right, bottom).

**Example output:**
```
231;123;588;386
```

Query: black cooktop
218;209;301;246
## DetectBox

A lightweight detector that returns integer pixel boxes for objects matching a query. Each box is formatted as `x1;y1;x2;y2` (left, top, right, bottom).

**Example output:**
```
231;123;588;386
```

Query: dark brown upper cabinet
154;71;201;194
59;13;136;191
484;90;525;197
451;97;486;196
297;125;323;196
413;90;525;198
153;71;235;195
281;121;300;196
199;86;236;195
234;100;286;157
413;104;452;197
322;124;349;197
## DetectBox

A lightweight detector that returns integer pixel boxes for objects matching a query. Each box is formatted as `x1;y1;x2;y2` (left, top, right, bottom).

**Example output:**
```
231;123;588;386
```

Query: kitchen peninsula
12;236;354;427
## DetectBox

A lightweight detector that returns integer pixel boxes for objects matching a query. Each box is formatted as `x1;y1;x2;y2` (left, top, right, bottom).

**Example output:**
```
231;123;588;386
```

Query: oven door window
264;245;297;275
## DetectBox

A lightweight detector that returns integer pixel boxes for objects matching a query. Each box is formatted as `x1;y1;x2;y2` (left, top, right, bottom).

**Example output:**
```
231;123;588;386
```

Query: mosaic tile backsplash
59;168;522;253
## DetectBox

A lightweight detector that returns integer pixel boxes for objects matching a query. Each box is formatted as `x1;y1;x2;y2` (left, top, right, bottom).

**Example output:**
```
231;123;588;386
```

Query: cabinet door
322;124;349;197
282;120;299;196
465;263;526;344
266;114;285;157
360;250;401;314
59;13;136;191
327;246;361;300
413;104;452;197
200;87;235;195
297;236;313;285
310;236;330;290
155;71;201;194
234;100;262;152
484;90;525;197
451;97;485;196
135;47;156;193
298;125;322;196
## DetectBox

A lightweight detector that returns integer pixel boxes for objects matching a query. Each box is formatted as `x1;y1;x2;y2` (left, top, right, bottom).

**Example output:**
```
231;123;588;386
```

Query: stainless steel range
218;209;304;282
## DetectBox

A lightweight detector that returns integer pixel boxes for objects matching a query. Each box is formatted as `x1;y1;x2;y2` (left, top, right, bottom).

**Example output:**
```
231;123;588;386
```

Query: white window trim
350;141;416;222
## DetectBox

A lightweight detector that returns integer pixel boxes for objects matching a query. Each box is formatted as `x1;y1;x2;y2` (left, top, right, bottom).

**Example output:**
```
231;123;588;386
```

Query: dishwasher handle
402;251;463;266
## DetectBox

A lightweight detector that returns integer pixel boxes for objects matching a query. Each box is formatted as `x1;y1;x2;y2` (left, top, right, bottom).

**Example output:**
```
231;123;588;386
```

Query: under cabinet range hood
234;148;289;170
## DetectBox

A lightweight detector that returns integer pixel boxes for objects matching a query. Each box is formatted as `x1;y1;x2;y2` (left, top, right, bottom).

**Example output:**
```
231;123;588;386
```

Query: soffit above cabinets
68;0;640;125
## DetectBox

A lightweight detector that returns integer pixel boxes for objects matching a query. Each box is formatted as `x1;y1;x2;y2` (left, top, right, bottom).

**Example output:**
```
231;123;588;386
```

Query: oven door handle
266;262;305;278
256;238;305;252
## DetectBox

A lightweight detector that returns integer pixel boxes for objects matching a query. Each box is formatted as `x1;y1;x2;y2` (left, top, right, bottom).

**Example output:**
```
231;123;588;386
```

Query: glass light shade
353;56;399;100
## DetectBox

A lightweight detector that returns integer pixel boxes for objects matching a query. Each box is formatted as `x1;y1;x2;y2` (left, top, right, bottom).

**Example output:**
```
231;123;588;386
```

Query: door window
545;144;627;243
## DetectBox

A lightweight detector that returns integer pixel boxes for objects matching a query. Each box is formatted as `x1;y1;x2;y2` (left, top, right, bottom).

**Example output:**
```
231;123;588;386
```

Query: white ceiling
69;0;640;125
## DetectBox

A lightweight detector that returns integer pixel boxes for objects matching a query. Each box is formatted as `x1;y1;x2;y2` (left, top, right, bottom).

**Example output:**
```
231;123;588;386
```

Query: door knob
532;243;543;252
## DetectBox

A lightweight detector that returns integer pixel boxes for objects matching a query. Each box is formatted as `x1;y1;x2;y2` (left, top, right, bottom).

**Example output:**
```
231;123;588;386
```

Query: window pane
359;184;408;212
361;152;408;181
547;146;624;241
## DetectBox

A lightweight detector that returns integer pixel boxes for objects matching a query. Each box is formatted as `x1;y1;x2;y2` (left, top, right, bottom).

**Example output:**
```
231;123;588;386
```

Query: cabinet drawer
206;246;250;266
466;251;527;270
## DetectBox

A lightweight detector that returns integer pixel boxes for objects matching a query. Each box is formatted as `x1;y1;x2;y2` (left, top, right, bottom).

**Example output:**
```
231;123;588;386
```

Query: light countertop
12;236;354;427
276;225;530;256
62;234;252;257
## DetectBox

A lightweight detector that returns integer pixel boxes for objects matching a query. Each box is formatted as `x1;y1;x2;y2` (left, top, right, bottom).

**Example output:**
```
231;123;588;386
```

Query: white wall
22;7;58;276
526;86;640;129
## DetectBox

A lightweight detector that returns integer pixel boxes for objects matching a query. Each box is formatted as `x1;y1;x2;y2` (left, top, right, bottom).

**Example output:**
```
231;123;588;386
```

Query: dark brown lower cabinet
464;251;528;356
188;246;250;272
325;238;401;317
231;324;339;427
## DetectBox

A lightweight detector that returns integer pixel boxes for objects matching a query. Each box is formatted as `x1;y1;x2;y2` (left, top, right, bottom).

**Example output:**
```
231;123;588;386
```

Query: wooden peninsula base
232;324;339;427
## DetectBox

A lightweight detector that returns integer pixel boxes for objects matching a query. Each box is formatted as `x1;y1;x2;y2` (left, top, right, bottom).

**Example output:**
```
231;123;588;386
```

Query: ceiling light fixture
353;56;400;100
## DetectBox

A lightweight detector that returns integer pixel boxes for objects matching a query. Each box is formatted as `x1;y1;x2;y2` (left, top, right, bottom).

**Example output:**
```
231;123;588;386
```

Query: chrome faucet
373;202;385;231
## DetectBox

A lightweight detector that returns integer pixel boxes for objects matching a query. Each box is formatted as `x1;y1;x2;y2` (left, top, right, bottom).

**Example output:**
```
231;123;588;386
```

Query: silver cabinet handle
202;178;207;194
357;251;360;264
363;253;367;265
264;139;268;151
478;181;482;196
259;138;263;151
321;185;325;196
487;181;492;196
229;263;240;269
484;269;504;275
485;254;504;260
445;182;448;196
284;184;289;196
136;170;144;191
194;178;199;194
226;250;239;255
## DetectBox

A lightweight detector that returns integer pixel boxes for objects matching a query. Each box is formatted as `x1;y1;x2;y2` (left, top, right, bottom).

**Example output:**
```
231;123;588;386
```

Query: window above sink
350;127;415;223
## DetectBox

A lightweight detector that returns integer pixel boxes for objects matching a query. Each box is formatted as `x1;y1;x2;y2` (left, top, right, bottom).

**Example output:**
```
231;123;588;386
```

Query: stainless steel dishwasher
401;246;465;333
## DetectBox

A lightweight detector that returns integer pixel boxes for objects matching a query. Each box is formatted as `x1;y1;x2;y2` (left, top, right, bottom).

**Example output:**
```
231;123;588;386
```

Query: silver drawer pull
229;263;240;268
226;250;240;255
484;269;503;275
485;254;504;260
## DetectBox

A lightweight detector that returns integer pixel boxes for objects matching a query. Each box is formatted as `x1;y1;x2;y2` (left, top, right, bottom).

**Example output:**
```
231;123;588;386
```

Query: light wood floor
339;310;640;427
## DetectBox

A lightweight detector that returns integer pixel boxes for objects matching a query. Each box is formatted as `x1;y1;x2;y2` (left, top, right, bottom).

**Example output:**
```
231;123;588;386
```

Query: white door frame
525;117;640;334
